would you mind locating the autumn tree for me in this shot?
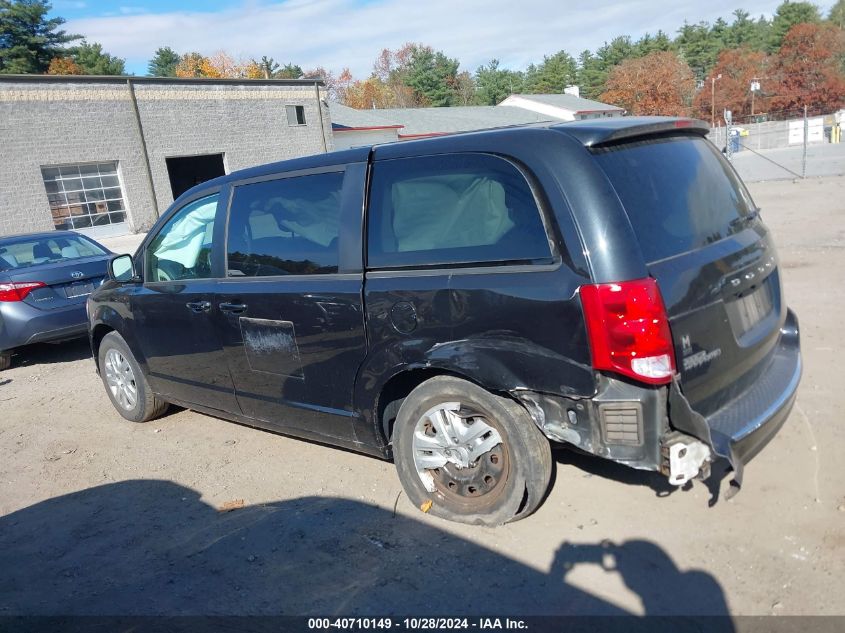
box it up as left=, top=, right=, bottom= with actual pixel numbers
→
left=770, top=22, right=845, bottom=116
left=206, top=50, right=247, bottom=78
left=343, top=76, right=394, bottom=109
left=372, top=44, right=417, bottom=107
left=451, top=70, right=477, bottom=105
left=0, top=0, right=80, bottom=73
left=335, top=67, right=353, bottom=102
left=600, top=51, right=695, bottom=116
left=693, top=48, right=771, bottom=122
left=175, top=52, right=210, bottom=77
left=302, top=66, right=339, bottom=99
left=174, top=51, right=257, bottom=79
left=46, top=55, right=81, bottom=75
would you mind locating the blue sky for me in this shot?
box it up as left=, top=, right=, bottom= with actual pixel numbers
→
left=51, top=0, right=837, bottom=78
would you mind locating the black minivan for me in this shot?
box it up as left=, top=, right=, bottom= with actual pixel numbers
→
left=88, top=117, right=801, bottom=525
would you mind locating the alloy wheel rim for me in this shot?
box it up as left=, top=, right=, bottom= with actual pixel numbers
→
left=104, top=348, right=137, bottom=411
left=412, top=402, right=508, bottom=502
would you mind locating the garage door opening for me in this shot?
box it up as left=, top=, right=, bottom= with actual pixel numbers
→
left=166, top=153, right=226, bottom=200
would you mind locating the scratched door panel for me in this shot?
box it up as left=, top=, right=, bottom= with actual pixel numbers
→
left=239, top=317, right=304, bottom=378
left=214, top=277, right=366, bottom=441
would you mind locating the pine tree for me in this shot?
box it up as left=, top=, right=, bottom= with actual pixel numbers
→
left=72, top=40, right=125, bottom=75
left=828, top=0, right=845, bottom=29
left=0, top=0, right=80, bottom=73
left=148, top=46, right=180, bottom=77
left=523, top=50, right=578, bottom=93
left=768, top=1, right=821, bottom=52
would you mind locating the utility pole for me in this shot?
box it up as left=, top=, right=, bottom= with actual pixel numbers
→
left=802, top=105, right=808, bottom=179
left=725, top=109, right=733, bottom=162
left=710, top=74, right=722, bottom=128
left=750, top=79, right=760, bottom=118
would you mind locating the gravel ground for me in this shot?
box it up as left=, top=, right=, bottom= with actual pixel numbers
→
left=0, top=176, right=843, bottom=617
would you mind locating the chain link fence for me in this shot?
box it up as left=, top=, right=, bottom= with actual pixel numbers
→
left=707, top=111, right=845, bottom=182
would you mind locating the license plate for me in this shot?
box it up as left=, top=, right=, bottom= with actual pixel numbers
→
left=66, top=281, right=95, bottom=298
left=728, top=282, right=773, bottom=335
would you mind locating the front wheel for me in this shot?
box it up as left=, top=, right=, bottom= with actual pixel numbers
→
left=393, top=376, right=552, bottom=526
left=98, top=331, right=168, bottom=423
left=0, top=351, right=11, bottom=371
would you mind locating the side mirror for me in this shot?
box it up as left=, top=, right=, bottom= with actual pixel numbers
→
left=109, top=254, right=137, bottom=282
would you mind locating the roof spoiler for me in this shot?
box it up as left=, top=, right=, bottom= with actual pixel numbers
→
left=553, top=117, right=711, bottom=148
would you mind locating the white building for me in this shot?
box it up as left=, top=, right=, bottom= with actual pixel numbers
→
left=499, top=93, right=624, bottom=121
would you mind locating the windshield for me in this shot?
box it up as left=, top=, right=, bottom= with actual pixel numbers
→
left=593, top=135, right=758, bottom=263
left=0, top=235, right=107, bottom=272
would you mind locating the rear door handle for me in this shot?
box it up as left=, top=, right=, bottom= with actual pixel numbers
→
left=186, top=300, right=211, bottom=313
left=219, top=302, right=248, bottom=314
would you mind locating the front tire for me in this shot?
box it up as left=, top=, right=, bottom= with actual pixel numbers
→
left=98, top=331, right=168, bottom=423
left=0, top=351, right=11, bottom=371
left=393, top=376, right=552, bottom=526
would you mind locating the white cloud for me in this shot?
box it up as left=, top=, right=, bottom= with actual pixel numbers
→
left=65, top=0, right=834, bottom=77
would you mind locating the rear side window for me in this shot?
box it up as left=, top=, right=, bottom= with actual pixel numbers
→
left=593, top=136, right=757, bottom=263
left=367, top=153, right=552, bottom=269
left=227, top=171, right=343, bottom=276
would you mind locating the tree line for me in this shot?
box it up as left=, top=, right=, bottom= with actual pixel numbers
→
left=2, top=0, right=844, bottom=123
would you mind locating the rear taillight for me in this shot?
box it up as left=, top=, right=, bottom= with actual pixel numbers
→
left=579, top=277, right=676, bottom=385
left=0, top=281, right=46, bottom=302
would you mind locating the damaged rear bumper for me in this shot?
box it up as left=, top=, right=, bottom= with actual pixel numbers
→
left=517, top=308, right=801, bottom=492
left=668, top=308, right=801, bottom=490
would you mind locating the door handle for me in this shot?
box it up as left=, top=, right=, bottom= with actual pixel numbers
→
left=186, top=300, right=211, bottom=313
left=219, top=302, right=248, bottom=314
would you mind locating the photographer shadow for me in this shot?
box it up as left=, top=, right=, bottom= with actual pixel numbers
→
left=0, top=480, right=732, bottom=625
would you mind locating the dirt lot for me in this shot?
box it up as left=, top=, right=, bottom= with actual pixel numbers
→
left=1, top=177, right=843, bottom=617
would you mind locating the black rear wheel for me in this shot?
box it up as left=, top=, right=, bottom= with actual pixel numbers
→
left=393, top=376, right=553, bottom=526
left=0, top=351, right=11, bottom=371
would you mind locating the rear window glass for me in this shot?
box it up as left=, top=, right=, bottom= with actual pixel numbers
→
left=368, top=153, right=552, bottom=269
left=593, top=136, right=757, bottom=263
left=0, top=235, right=106, bottom=271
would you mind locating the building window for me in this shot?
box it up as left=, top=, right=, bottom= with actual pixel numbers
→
left=286, top=105, right=306, bottom=126
left=41, top=162, right=127, bottom=230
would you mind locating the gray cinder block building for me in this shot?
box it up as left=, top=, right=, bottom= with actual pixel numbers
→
left=0, top=75, right=332, bottom=239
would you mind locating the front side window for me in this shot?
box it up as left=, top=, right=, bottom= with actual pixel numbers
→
left=41, top=162, right=127, bottom=230
left=146, top=194, right=218, bottom=281
left=226, top=172, right=344, bottom=277
left=367, top=154, right=553, bottom=269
